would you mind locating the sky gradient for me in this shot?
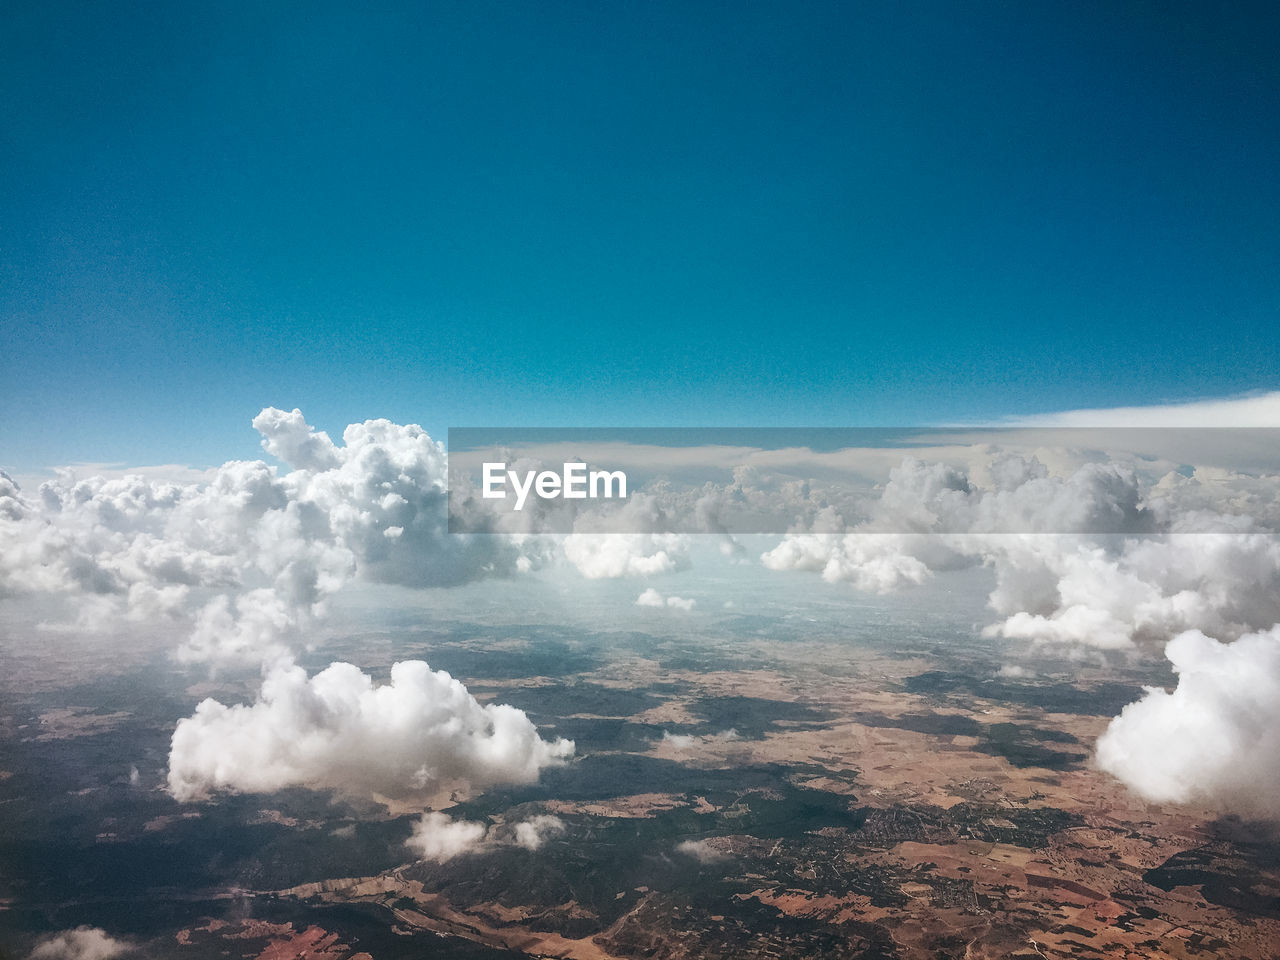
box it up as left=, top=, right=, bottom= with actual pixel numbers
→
left=3, top=1, right=1279, bottom=469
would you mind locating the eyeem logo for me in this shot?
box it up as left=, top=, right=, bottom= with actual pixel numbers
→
left=482, top=462, right=628, bottom=511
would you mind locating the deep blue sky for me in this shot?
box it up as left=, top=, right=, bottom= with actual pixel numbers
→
left=3, top=1, right=1279, bottom=468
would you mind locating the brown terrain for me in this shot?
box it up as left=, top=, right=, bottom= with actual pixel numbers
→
left=234, top=642, right=1280, bottom=960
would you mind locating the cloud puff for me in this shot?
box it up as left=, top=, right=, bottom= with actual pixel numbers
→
left=406, top=812, right=566, bottom=861
left=29, top=927, right=130, bottom=960
left=167, top=659, right=574, bottom=803
left=762, top=533, right=933, bottom=593
left=1095, top=626, right=1280, bottom=817
left=406, top=812, right=489, bottom=862
left=675, top=839, right=729, bottom=863
left=559, top=493, right=691, bottom=579
left=511, top=813, right=567, bottom=850
left=635, top=588, right=696, bottom=610
left=563, top=533, right=688, bottom=579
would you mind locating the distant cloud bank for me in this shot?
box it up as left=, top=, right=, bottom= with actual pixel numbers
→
left=7, top=396, right=1280, bottom=820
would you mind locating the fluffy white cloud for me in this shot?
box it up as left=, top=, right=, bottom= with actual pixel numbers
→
left=252, top=407, right=344, bottom=472
left=757, top=443, right=1280, bottom=818
left=763, top=455, right=1280, bottom=651
left=563, top=533, right=688, bottom=579
left=762, top=533, right=933, bottom=593
left=406, top=812, right=489, bottom=861
left=406, top=812, right=566, bottom=861
left=0, top=410, right=538, bottom=666
left=558, top=492, right=692, bottom=579
left=29, top=927, right=130, bottom=960
left=635, top=588, right=696, bottom=610
left=167, top=659, right=574, bottom=803
left=511, top=813, right=567, bottom=850
left=1095, top=626, right=1280, bottom=817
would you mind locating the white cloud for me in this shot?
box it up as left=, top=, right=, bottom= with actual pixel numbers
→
left=558, top=492, right=692, bottom=579
left=635, top=588, right=695, bottom=610
left=762, top=453, right=1280, bottom=651
left=252, top=407, right=344, bottom=472
left=564, top=533, right=688, bottom=579
left=675, top=839, right=728, bottom=863
left=752, top=431, right=1280, bottom=818
left=762, top=533, right=932, bottom=594
left=406, top=812, right=489, bottom=862
left=406, top=812, right=567, bottom=861
left=661, top=729, right=738, bottom=749
left=0, top=409, right=538, bottom=666
left=635, top=587, right=666, bottom=607
left=29, top=927, right=130, bottom=960
left=1095, top=626, right=1280, bottom=817
left=512, top=814, right=567, bottom=850
left=167, top=659, right=574, bottom=803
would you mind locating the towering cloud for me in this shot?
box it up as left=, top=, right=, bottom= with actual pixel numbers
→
left=0, top=409, right=535, bottom=666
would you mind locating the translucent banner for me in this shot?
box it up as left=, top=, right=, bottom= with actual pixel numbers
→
left=446, top=427, right=1280, bottom=535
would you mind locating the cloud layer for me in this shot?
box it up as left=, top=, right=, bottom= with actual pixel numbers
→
left=11, top=409, right=1280, bottom=821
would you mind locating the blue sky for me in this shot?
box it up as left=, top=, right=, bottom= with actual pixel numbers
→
left=3, top=1, right=1279, bottom=469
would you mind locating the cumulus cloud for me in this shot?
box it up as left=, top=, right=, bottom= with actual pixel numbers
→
left=635, top=588, right=696, bottom=610
left=762, top=532, right=932, bottom=593
left=756, top=440, right=1280, bottom=818
left=252, top=407, right=344, bottom=472
left=559, top=493, right=691, bottom=579
left=1095, top=626, right=1280, bottom=817
left=563, top=533, right=689, bottom=579
left=406, top=812, right=489, bottom=861
left=0, top=409, right=539, bottom=666
left=511, top=813, right=567, bottom=850
left=14, top=406, right=1280, bottom=826
left=406, top=812, right=566, bottom=861
left=29, top=927, right=130, bottom=960
left=763, top=454, right=1280, bottom=651
left=168, top=659, right=574, bottom=803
